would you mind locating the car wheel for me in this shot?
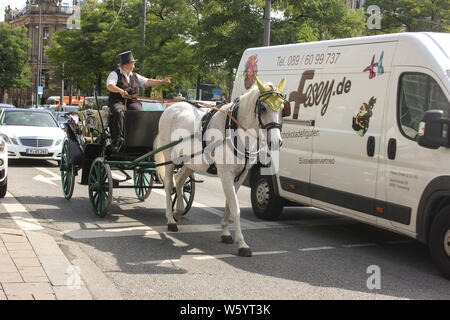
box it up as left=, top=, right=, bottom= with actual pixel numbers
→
left=0, top=178, right=7, bottom=198
left=250, top=171, right=283, bottom=220
left=429, top=205, right=450, bottom=280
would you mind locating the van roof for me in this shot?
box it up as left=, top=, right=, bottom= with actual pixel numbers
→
left=245, top=32, right=448, bottom=53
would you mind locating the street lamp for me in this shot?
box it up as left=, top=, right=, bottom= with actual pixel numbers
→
left=264, top=0, right=271, bottom=46
left=32, top=4, right=42, bottom=107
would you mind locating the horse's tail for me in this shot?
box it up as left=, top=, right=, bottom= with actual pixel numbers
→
left=153, top=134, right=166, bottom=183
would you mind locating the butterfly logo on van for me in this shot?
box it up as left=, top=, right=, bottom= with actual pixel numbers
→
left=352, top=96, right=377, bottom=137
left=363, top=51, right=384, bottom=79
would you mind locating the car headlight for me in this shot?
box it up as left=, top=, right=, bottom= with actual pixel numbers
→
left=0, top=134, right=19, bottom=145
left=0, top=139, right=5, bottom=152
left=55, top=139, right=63, bottom=145
left=0, top=134, right=11, bottom=144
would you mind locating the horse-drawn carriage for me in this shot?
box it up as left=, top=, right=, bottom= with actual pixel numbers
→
left=60, top=76, right=289, bottom=257
left=59, top=95, right=196, bottom=217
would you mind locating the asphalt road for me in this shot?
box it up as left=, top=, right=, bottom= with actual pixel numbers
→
left=1, top=159, right=449, bottom=300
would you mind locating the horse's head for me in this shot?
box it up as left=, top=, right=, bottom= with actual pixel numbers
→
left=255, top=76, right=290, bottom=149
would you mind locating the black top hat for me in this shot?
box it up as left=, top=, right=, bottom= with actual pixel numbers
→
left=118, top=51, right=138, bottom=66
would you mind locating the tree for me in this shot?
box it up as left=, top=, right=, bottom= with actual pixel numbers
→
left=273, top=0, right=366, bottom=42
left=364, top=0, right=450, bottom=33
left=0, top=23, right=31, bottom=103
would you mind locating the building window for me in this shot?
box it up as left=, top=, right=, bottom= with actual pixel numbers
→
left=398, top=73, right=450, bottom=140
left=43, top=27, right=49, bottom=39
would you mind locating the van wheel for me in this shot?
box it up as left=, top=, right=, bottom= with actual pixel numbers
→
left=251, top=172, right=283, bottom=220
left=429, top=205, right=450, bottom=280
left=0, top=178, right=7, bottom=198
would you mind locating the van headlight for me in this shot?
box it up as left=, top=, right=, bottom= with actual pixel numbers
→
left=0, top=134, right=17, bottom=145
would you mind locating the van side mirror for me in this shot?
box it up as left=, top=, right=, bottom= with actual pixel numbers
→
left=417, top=110, right=450, bottom=149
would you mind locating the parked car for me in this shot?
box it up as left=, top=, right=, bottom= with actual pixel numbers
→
left=0, top=108, right=66, bottom=163
left=0, top=103, right=16, bottom=109
left=0, top=137, right=7, bottom=197
left=54, top=111, right=69, bottom=129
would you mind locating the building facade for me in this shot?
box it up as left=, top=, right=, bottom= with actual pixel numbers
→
left=4, top=0, right=73, bottom=107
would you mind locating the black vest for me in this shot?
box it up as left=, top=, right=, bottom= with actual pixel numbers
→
left=108, top=69, right=139, bottom=105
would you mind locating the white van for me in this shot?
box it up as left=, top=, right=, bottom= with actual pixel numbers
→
left=232, top=33, right=450, bottom=279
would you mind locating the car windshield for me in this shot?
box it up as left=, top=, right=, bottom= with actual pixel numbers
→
left=1, top=111, right=58, bottom=127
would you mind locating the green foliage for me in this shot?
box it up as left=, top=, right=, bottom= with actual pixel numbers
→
left=0, top=23, right=31, bottom=100
left=275, top=0, right=366, bottom=42
left=365, top=0, right=450, bottom=33
left=44, top=0, right=448, bottom=99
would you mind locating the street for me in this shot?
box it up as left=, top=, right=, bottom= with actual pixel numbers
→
left=1, top=159, right=449, bottom=300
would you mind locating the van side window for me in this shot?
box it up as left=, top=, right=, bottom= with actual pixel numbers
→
left=398, top=73, right=450, bottom=139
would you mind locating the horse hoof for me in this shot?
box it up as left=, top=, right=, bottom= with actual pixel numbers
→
left=167, top=224, right=178, bottom=232
left=221, top=235, right=233, bottom=244
left=238, top=248, right=252, bottom=257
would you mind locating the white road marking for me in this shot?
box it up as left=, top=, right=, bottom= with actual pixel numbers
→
left=0, top=192, right=43, bottom=230
left=33, top=167, right=61, bottom=186
left=299, top=246, right=335, bottom=252
left=342, top=243, right=377, bottom=248
left=127, top=250, right=289, bottom=265
left=192, top=250, right=288, bottom=261
left=127, top=259, right=181, bottom=266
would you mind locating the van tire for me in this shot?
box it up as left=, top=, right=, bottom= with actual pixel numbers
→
left=429, top=205, right=450, bottom=280
left=251, top=172, right=283, bottom=220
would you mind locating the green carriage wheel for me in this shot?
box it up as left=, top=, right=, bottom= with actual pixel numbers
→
left=171, top=174, right=195, bottom=216
left=60, top=140, right=75, bottom=200
left=88, top=158, right=113, bottom=217
left=133, top=168, right=153, bottom=201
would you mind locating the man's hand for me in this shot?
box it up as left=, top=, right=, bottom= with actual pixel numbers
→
left=162, top=77, right=171, bottom=84
left=120, top=89, right=129, bottom=98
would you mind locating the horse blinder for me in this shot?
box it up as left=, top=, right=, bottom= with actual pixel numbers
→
left=282, top=100, right=291, bottom=117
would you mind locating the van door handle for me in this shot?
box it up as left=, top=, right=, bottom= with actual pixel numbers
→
left=388, top=138, right=397, bottom=160
left=367, top=136, right=375, bottom=157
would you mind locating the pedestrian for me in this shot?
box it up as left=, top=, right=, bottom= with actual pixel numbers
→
left=106, top=50, right=171, bottom=147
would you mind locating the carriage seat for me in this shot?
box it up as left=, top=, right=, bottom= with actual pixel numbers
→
left=123, top=110, right=164, bottom=151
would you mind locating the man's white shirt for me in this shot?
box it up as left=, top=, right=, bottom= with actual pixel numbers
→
left=106, top=68, right=148, bottom=87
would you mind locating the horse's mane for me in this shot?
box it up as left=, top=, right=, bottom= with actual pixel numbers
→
left=237, top=85, right=260, bottom=110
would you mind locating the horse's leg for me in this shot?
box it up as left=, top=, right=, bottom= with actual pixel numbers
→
left=173, top=166, right=194, bottom=221
left=221, top=180, right=244, bottom=244
left=218, top=171, right=251, bottom=257
left=163, top=160, right=178, bottom=232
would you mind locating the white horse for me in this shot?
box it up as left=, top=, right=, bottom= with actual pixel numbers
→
left=154, top=76, right=289, bottom=257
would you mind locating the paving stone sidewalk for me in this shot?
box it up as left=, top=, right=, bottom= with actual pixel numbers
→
left=0, top=227, right=92, bottom=300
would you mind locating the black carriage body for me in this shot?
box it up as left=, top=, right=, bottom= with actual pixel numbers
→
left=79, top=110, right=164, bottom=184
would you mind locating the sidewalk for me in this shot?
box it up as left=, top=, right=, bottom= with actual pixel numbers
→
left=0, top=227, right=93, bottom=300
left=0, top=192, right=120, bottom=300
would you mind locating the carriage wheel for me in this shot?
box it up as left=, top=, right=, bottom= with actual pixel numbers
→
left=133, top=168, right=153, bottom=201
left=60, top=140, right=75, bottom=200
left=88, top=158, right=113, bottom=218
left=171, top=174, right=195, bottom=216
